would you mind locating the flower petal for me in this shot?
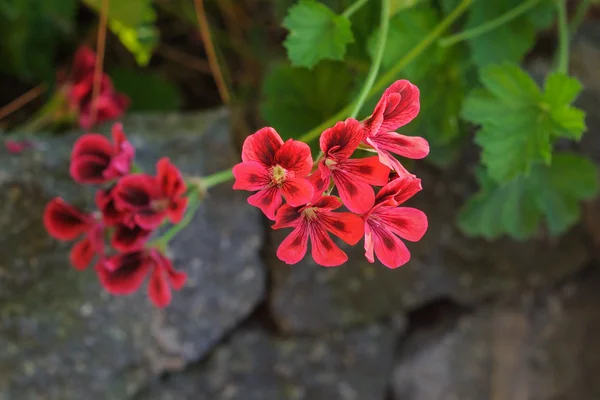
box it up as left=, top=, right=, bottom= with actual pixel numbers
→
left=148, top=266, right=172, bottom=308
left=273, top=204, right=302, bottom=229
left=281, top=177, right=314, bottom=207
left=375, top=174, right=422, bottom=205
left=319, top=119, right=364, bottom=162
left=69, top=237, right=95, bottom=270
left=43, top=197, right=92, bottom=240
left=154, top=252, right=187, bottom=290
left=311, top=195, right=342, bottom=211
left=114, top=174, right=157, bottom=210
left=168, top=197, right=188, bottom=225
left=364, top=223, right=375, bottom=263
left=340, top=156, right=390, bottom=186
left=134, top=209, right=167, bottom=230
left=332, top=170, right=375, bottom=214
left=70, top=154, right=112, bottom=184
left=241, top=127, right=284, bottom=167
left=370, top=131, right=429, bottom=159
left=247, top=186, right=283, bottom=220
left=274, top=139, right=313, bottom=177
left=276, top=223, right=309, bottom=265
left=366, top=138, right=410, bottom=175
left=232, top=161, right=270, bottom=191
left=376, top=206, right=428, bottom=242
left=309, top=224, right=347, bottom=267
left=156, top=157, right=186, bottom=199
left=71, top=133, right=113, bottom=159
left=369, top=222, right=411, bottom=269
left=95, top=187, right=123, bottom=225
left=379, top=80, right=420, bottom=132
left=307, top=169, right=329, bottom=203
left=111, top=224, right=151, bottom=252
left=97, top=251, right=150, bottom=295
left=318, top=211, right=364, bottom=245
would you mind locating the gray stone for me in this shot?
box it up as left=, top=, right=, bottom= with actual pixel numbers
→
left=137, top=324, right=395, bottom=400
left=392, top=268, right=600, bottom=400
left=267, top=163, right=590, bottom=333
left=0, top=111, right=265, bottom=399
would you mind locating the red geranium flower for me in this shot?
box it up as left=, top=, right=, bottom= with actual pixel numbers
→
left=96, top=249, right=187, bottom=308
left=318, top=119, right=390, bottom=214
left=114, top=157, right=188, bottom=230
left=70, top=123, right=135, bottom=184
left=75, top=75, right=130, bottom=130
left=4, top=139, right=33, bottom=154
left=363, top=175, right=427, bottom=269
left=273, top=195, right=364, bottom=267
left=95, top=186, right=124, bottom=225
left=233, top=127, right=314, bottom=220
left=43, top=197, right=105, bottom=270
left=111, top=223, right=152, bottom=252
left=362, top=80, right=429, bottom=174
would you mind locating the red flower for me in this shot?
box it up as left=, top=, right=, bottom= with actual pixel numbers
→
left=111, top=223, right=152, bottom=252
left=363, top=175, right=427, bottom=269
left=75, top=75, right=130, bottom=130
left=273, top=196, right=364, bottom=267
left=114, top=157, right=188, bottom=230
left=43, top=197, right=104, bottom=270
left=318, top=119, right=390, bottom=214
left=95, top=186, right=124, bottom=225
left=5, top=139, right=33, bottom=154
left=362, top=80, right=429, bottom=174
left=233, top=127, right=314, bottom=220
left=70, top=123, right=135, bottom=184
left=96, top=249, right=187, bottom=308
left=70, top=46, right=97, bottom=82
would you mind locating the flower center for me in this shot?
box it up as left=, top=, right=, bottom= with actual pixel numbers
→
left=271, top=164, right=287, bottom=185
left=325, top=158, right=337, bottom=169
left=150, top=198, right=169, bottom=211
left=302, top=207, right=317, bottom=220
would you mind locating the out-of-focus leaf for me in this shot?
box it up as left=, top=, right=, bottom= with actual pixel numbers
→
left=110, top=68, right=181, bottom=111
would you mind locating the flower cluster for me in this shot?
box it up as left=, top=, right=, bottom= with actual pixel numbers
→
left=43, top=123, right=189, bottom=307
left=57, top=46, right=129, bottom=129
left=234, top=80, right=429, bottom=268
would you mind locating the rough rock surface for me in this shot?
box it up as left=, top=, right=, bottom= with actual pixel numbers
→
left=137, top=324, right=395, bottom=400
left=392, top=268, right=600, bottom=400
left=0, top=111, right=265, bottom=399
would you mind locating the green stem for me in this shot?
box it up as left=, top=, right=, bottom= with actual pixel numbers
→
left=297, top=0, right=473, bottom=143
left=556, top=0, right=569, bottom=74
left=569, top=0, right=591, bottom=37
left=349, top=0, right=390, bottom=119
left=156, top=187, right=202, bottom=246
left=342, top=0, right=369, bottom=18
left=202, top=168, right=234, bottom=188
left=439, top=0, right=542, bottom=47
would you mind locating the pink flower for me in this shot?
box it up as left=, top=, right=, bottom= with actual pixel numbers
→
left=273, top=196, right=364, bottom=266
left=96, top=249, right=187, bottom=308
left=70, top=123, right=135, bottom=184
left=4, top=139, right=33, bottom=154
left=363, top=175, right=428, bottom=269
left=233, top=127, right=314, bottom=220
left=362, top=80, right=429, bottom=174
left=318, top=119, right=390, bottom=214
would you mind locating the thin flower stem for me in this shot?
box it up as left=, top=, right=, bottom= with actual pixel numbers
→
left=438, top=0, right=542, bottom=47
left=90, top=0, right=110, bottom=127
left=556, top=0, right=570, bottom=74
left=156, top=187, right=202, bottom=246
left=202, top=168, right=234, bottom=188
left=342, top=0, right=370, bottom=18
left=569, top=0, right=592, bottom=37
left=298, top=0, right=473, bottom=143
left=193, top=0, right=231, bottom=104
left=349, top=0, right=390, bottom=119
left=0, top=84, right=47, bottom=122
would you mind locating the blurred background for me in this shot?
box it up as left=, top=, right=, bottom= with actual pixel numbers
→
left=1, top=0, right=600, bottom=399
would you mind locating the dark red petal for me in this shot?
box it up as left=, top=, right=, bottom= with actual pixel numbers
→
left=232, top=161, right=270, bottom=191
left=369, top=131, right=429, bottom=159
left=156, top=157, right=186, bottom=199
left=276, top=223, right=309, bottom=265
left=69, top=237, right=95, bottom=270
left=241, top=127, right=284, bottom=167
left=104, top=123, right=134, bottom=178
left=71, top=46, right=96, bottom=80
left=155, top=252, right=187, bottom=290
left=369, top=222, right=411, bottom=269
left=311, top=195, right=342, bottom=211
left=148, top=266, right=172, bottom=308
left=375, top=175, right=422, bottom=205
left=274, top=139, right=313, bottom=177
left=70, top=154, right=112, bottom=184
left=375, top=206, right=428, bottom=242
left=97, top=251, right=150, bottom=295
left=280, top=178, right=314, bottom=207
left=309, top=223, right=347, bottom=267
left=95, top=187, right=123, bottom=225
left=43, top=197, right=92, bottom=240
left=111, top=224, right=151, bottom=252
left=168, top=197, right=188, bottom=224
left=379, top=80, right=420, bottom=132
left=273, top=204, right=303, bottom=229
left=340, top=156, right=390, bottom=186
left=134, top=210, right=167, bottom=230
left=318, top=211, right=364, bottom=245
left=247, top=186, right=283, bottom=221
left=114, top=174, right=157, bottom=210
left=331, top=170, right=375, bottom=214
left=366, top=139, right=410, bottom=175
left=71, top=133, right=113, bottom=159
left=319, top=119, right=364, bottom=162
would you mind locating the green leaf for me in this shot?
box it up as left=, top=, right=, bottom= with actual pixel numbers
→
left=283, top=0, right=354, bottom=68
left=83, top=0, right=158, bottom=66
left=458, top=153, right=599, bottom=239
left=260, top=61, right=353, bottom=139
left=110, top=68, right=181, bottom=111
left=462, top=64, right=586, bottom=183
